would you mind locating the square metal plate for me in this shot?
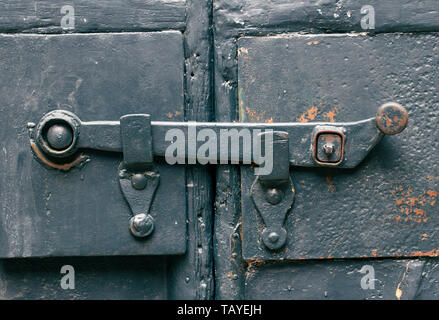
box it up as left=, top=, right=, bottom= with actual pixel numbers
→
left=0, top=32, right=186, bottom=257
left=239, top=34, right=439, bottom=260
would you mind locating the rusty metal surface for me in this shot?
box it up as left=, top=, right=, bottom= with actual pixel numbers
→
left=239, top=33, right=439, bottom=261
left=376, top=102, right=409, bottom=136
left=315, top=132, right=344, bottom=165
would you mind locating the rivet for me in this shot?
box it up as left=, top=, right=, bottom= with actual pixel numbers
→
left=268, top=232, right=280, bottom=243
left=265, top=188, right=283, bottom=205
left=131, top=173, right=147, bottom=190
left=129, top=213, right=154, bottom=238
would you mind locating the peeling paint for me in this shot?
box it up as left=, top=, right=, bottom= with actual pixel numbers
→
left=411, top=248, right=439, bottom=257
left=167, top=110, right=181, bottom=119
left=323, top=107, right=339, bottom=122
left=296, top=105, right=319, bottom=123
left=396, top=261, right=411, bottom=300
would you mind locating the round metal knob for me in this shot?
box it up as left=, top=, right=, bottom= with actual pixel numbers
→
left=129, top=213, right=154, bottom=238
left=131, top=173, right=148, bottom=190
left=35, top=110, right=81, bottom=158
left=265, top=188, right=284, bottom=205
left=46, top=123, right=73, bottom=150
left=376, top=102, right=408, bottom=135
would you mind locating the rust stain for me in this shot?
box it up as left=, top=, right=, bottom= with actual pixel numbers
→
left=297, top=102, right=332, bottom=123
left=307, top=106, right=318, bottom=120
left=384, top=113, right=393, bottom=128
left=297, top=113, right=308, bottom=123
left=245, top=106, right=267, bottom=122
left=427, top=190, right=438, bottom=197
left=371, top=250, right=377, bottom=257
left=265, top=117, right=273, bottom=123
left=31, top=142, right=87, bottom=171
left=411, top=248, right=439, bottom=257
left=238, top=47, right=248, bottom=56
left=325, top=168, right=336, bottom=192
left=167, top=110, right=181, bottom=119
left=246, top=259, right=268, bottom=273
left=391, top=186, right=437, bottom=224
left=323, top=107, right=339, bottom=123
left=396, top=261, right=411, bottom=300
left=297, top=105, right=318, bottom=123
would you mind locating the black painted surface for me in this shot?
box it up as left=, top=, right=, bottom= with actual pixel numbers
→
left=0, top=0, right=215, bottom=299
left=0, top=32, right=186, bottom=257
left=239, top=33, right=439, bottom=261
left=0, top=0, right=186, bottom=33
left=0, top=256, right=167, bottom=299
left=213, top=0, right=439, bottom=299
left=0, top=0, right=438, bottom=300
left=245, top=258, right=439, bottom=300
left=214, top=0, right=439, bottom=37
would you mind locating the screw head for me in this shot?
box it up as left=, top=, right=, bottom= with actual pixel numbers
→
left=261, top=227, right=287, bottom=250
left=323, top=143, right=334, bottom=155
left=268, top=232, right=280, bottom=243
left=46, top=123, right=73, bottom=151
left=265, top=188, right=283, bottom=205
left=129, top=213, right=154, bottom=238
left=131, top=173, right=147, bottom=190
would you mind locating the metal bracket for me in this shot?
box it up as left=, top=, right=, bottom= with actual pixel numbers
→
left=119, top=164, right=160, bottom=238
left=251, top=131, right=294, bottom=250
left=119, top=114, right=159, bottom=238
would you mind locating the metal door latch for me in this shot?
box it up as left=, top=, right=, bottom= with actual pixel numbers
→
left=28, top=102, right=408, bottom=245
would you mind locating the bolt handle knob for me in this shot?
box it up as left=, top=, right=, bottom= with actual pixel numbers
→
left=376, top=102, right=408, bottom=135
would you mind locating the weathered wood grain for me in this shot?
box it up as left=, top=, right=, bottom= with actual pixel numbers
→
left=167, top=0, right=215, bottom=299
left=0, top=0, right=186, bottom=33
left=214, top=0, right=439, bottom=37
